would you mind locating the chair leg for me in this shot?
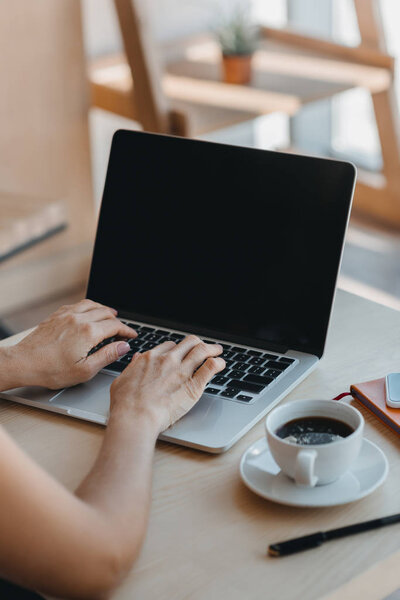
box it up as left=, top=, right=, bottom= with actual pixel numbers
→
left=169, top=109, right=189, bottom=137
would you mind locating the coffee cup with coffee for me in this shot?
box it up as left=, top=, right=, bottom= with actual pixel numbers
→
left=265, top=399, right=364, bottom=487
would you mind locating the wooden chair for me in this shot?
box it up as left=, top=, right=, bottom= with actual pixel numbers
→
left=90, top=0, right=261, bottom=137
left=89, top=0, right=400, bottom=226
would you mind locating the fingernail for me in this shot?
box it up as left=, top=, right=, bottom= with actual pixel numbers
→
left=117, top=341, right=130, bottom=356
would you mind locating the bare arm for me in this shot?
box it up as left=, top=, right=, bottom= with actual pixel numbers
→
left=0, top=418, right=157, bottom=599
left=0, top=308, right=224, bottom=599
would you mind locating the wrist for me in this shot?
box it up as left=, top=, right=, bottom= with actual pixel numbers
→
left=108, top=401, right=161, bottom=440
left=0, top=345, right=26, bottom=391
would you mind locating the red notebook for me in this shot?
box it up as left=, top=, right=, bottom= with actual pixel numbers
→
left=350, top=378, right=400, bottom=435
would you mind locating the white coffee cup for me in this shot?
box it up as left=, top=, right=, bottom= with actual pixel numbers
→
left=265, top=399, right=364, bottom=487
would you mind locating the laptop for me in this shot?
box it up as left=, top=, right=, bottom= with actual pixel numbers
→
left=1, top=130, right=356, bottom=452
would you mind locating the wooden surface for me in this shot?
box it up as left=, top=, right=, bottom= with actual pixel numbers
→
left=167, top=36, right=391, bottom=98
left=261, top=25, right=394, bottom=69
left=1, top=289, right=400, bottom=600
left=324, top=547, right=400, bottom=600
left=0, top=1, right=95, bottom=315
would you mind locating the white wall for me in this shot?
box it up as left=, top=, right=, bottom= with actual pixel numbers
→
left=81, top=0, right=286, bottom=58
left=81, top=0, right=121, bottom=57
left=81, top=0, right=234, bottom=58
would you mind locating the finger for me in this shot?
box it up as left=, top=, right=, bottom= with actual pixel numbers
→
left=86, top=340, right=131, bottom=372
left=80, top=307, right=119, bottom=323
left=149, top=340, right=176, bottom=355
left=170, top=335, right=203, bottom=360
left=73, top=299, right=117, bottom=314
left=92, top=319, right=138, bottom=342
left=192, top=356, right=226, bottom=388
left=182, top=341, right=223, bottom=375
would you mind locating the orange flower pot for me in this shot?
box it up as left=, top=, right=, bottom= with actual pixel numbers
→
left=222, top=53, right=253, bottom=85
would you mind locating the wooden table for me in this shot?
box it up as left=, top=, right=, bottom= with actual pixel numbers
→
left=1, top=289, right=400, bottom=600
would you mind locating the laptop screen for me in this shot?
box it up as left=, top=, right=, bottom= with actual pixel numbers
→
left=87, top=130, right=355, bottom=357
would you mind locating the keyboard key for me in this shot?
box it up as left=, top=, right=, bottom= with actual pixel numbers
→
left=145, top=334, right=163, bottom=342
left=249, top=357, right=265, bottom=366
left=141, top=342, right=156, bottom=351
left=230, top=369, right=246, bottom=379
left=233, top=362, right=248, bottom=372
left=244, top=374, right=274, bottom=386
left=106, top=361, right=126, bottom=372
left=119, top=354, right=131, bottom=363
left=221, top=344, right=232, bottom=351
left=203, top=339, right=215, bottom=344
left=220, top=388, right=240, bottom=398
left=249, top=366, right=264, bottom=375
left=155, top=329, right=170, bottom=335
left=212, top=375, right=229, bottom=386
left=264, top=368, right=282, bottom=378
left=265, top=360, right=287, bottom=370
left=170, top=333, right=184, bottom=340
left=225, top=360, right=236, bottom=370
left=247, top=349, right=262, bottom=356
left=229, top=379, right=264, bottom=394
left=140, top=326, right=155, bottom=333
left=205, top=387, right=220, bottom=395
left=128, top=323, right=141, bottom=329
left=129, top=340, right=144, bottom=349
left=237, top=394, right=253, bottom=402
left=232, top=346, right=246, bottom=353
left=280, top=357, right=295, bottom=364
left=222, top=351, right=236, bottom=359
left=233, top=353, right=248, bottom=362
left=263, top=353, right=278, bottom=361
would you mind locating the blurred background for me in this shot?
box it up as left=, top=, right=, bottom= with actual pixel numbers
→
left=2, top=0, right=400, bottom=335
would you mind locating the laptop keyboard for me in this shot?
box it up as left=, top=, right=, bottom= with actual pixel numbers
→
left=95, top=322, right=296, bottom=404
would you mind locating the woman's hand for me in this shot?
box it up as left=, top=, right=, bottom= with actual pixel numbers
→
left=4, top=300, right=137, bottom=390
left=110, top=335, right=225, bottom=433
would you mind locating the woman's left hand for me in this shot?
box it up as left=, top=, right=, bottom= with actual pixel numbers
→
left=4, top=300, right=137, bottom=390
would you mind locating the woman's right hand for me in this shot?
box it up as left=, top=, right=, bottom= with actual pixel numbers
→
left=109, top=336, right=225, bottom=433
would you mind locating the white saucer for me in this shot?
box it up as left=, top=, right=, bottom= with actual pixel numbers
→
left=240, top=437, right=389, bottom=507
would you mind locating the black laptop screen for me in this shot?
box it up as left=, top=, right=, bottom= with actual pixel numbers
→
left=87, top=130, right=355, bottom=357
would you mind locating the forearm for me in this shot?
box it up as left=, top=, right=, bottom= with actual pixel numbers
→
left=0, top=409, right=159, bottom=600
left=75, top=409, right=159, bottom=574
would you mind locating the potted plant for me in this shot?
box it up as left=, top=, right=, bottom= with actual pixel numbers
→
left=215, top=4, right=258, bottom=85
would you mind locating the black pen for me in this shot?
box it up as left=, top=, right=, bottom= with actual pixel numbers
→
left=268, top=513, right=400, bottom=557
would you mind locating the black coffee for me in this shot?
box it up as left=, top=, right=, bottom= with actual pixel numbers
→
left=275, top=416, right=354, bottom=445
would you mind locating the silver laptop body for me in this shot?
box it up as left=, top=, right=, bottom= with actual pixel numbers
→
left=1, top=131, right=355, bottom=453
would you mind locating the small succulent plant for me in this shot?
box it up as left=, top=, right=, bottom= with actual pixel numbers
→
left=215, top=4, right=259, bottom=57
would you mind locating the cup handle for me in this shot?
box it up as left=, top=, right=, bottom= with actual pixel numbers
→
left=294, top=449, right=318, bottom=487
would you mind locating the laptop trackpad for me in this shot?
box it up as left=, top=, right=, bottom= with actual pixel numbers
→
left=51, top=373, right=112, bottom=418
